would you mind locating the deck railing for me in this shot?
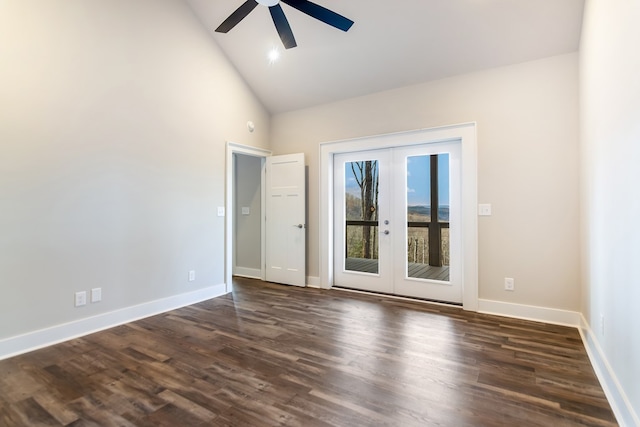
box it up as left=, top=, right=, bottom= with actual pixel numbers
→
left=345, top=220, right=449, bottom=266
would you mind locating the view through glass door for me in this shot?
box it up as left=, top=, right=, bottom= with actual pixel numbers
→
left=334, top=142, right=462, bottom=303
left=334, top=149, right=392, bottom=294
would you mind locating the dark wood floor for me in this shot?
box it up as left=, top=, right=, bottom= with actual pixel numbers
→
left=0, top=278, right=616, bottom=426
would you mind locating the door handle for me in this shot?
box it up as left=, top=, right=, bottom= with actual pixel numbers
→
left=294, top=224, right=305, bottom=229
left=383, top=230, right=390, bottom=235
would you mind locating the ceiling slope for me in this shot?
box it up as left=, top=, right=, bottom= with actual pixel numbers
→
left=187, top=0, right=584, bottom=113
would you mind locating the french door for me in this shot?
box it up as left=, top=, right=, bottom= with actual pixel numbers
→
left=333, top=142, right=462, bottom=303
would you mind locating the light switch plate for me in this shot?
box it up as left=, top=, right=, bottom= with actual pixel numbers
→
left=242, top=207, right=250, bottom=215
left=478, top=204, right=492, bottom=216
left=217, top=207, right=225, bottom=217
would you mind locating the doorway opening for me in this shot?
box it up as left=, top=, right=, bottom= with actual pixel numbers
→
left=232, top=153, right=264, bottom=280
left=319, top=124, right=478, bottom=311
left=225, top=143, right=271, bottom=293
left=225, top=143, right=307, bottom=291
left=334, top=142, right=462, bottom=303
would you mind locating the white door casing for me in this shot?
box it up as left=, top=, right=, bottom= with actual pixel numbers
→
left=333, top=143, right=462, bottom=303
left=319, top=123, right=478, bottom=311
left=225, top=144, right=307, bottom=291
left=225, top=142, right=271, bottom=293
left=265, top=153, right=306, bottom=287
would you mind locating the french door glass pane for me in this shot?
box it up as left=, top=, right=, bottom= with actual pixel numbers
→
left=406, top=154, right=450, bottom=281
left=344, top=160, right=379, bottom=274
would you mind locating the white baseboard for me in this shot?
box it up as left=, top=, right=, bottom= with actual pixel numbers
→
left=478, top=299, right=581, bottom=327
left=0, top=284, right=227, bottom=361
left=579, top=315, right=639, bottom=427
left=477, top=299, right=638, bottom=426
left=233, top=267, right=262, bottom=279
left=306, top=276, right=321, bottom=288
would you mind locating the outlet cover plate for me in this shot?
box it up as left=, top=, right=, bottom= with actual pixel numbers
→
left=91, top=288, right=102, bottom=303
left=75, top=291, right=87, bottom=307
left=504, top=277, right=515, bottom=291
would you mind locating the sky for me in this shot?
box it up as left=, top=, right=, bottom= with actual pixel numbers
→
left=407, top=154, right=450, bottom=206
left=345, top=153, right=450, bottom=207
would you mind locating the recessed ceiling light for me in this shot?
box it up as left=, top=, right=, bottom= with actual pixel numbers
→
left=268, top=48, right=280, bottom=64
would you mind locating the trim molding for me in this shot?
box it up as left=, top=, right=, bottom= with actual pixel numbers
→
left=306, top=275, right=321, bottom=288
left=478, top=299, right=639, bottom=425
left=478, top=299, right=581, bottom=327
left=579, top=315, right=640, bottom=427
left=225, top=142, right=271, bottom=293
left=319, top=123, right=478, bottom=310
left=2, top=283, right=636, bottom=425
left=0, top=284, right=227, bottom=361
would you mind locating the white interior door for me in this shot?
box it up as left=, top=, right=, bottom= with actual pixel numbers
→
left=265, top=153, right=306, bottom=287
left=333, top=142, right=462, bottom=303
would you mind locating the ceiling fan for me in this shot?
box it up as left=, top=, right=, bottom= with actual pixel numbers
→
left=215, top=0, right=354, bottom=49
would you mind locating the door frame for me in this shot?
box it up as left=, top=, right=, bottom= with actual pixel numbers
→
left=319, top=123, right=479, bottom=311
left=225, top=142, right=272, bottom=293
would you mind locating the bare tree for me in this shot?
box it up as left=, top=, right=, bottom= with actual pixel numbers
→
left=351, top=161, right=379, bottom=259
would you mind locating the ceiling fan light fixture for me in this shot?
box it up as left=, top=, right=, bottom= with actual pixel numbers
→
left=256, top=0, right=279, bottom=6
left=268, top=47, right=280, bottom=64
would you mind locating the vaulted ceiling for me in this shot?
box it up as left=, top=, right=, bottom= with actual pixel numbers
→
left=187, top=0, right=585, bottom=114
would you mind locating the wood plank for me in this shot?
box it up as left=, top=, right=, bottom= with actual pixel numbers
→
left=0, top=277, right=617, bottom=426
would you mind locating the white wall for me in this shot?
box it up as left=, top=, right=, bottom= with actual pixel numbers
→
left=580, top=0, right=640, bottom=423
left=234, top=154, right=262, bottom=273
left=0, top=0, right=269, bottom=341
left=271, top=53, right=580, bottom=312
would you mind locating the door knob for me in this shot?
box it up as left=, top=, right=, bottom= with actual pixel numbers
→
left=294, top=224, right=305, bottom=229
left=383, top=230, right=390, bottom=235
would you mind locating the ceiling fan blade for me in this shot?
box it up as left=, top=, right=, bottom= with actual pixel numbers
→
left=269, top=4, right=297, bottom=49
left=281, top=0, right=354, bottom=32
left=215, top=0, right=259, bottom=33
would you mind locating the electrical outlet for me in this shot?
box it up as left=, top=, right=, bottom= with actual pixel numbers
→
left=504, top=277, right=515, bottom=291
left=75, top=291, right=87, bottom=307
left=91, top=288, right=102, bottom=303
left=188, top=270, right=196, bottom=282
